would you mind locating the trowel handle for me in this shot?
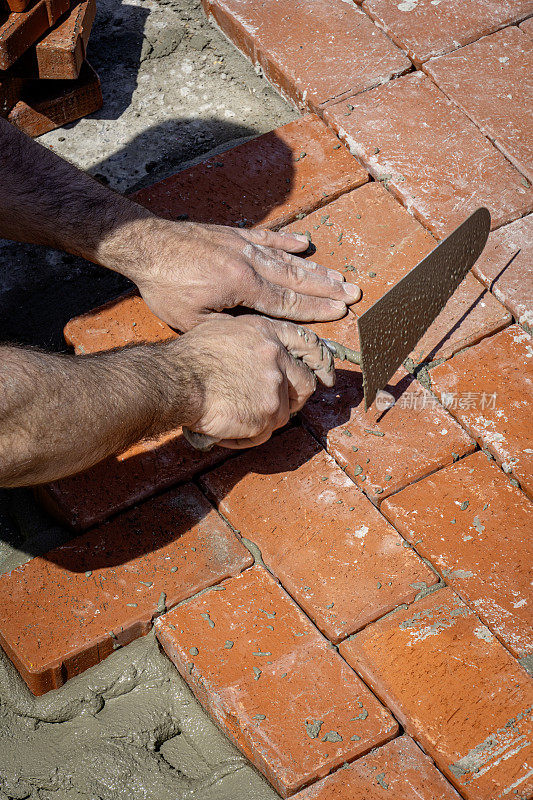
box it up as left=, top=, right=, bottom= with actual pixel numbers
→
left=182, top=427, right=219, bottom=451
left=322, top=339, right=361, bottom=366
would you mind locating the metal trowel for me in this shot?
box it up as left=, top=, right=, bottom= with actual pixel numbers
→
left=184, top=207, right=491, bottom=450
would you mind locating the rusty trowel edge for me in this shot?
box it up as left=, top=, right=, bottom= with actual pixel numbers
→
left=357, top=207, right=491, bottom=411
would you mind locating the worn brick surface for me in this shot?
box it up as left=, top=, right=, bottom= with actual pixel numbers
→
left=472, top=214, right=533, bottom=333
left=362, top=0, right=533, bottom=66
left=325, top=71, right=533, bottom=238
left=284, top=183, right=511, bottom=365
left=200, top=426, right=437, bottom=643
left=133, top=115, right=368, bottom=229
left=424, top=27, right=533, bottom=181
left=430, top=325, right=533, bottom=497
left=521, top=16, right=533, bottom=36
left=8, top=60, right=102, bottom=136
left=4, top=0, right=32, bottom=11
left=0, top=484, right=252, bottom=695
left=298, top=311, right=475, bottom=503
left=382, top=451, right=533, bottom=658
left=341, top=589, right=533, bottom=800
left=155, top=566, right=398, bottom=797
left=34, top=0, right=96, bottom=79
left=0, top=0, right=69, bottom=69
left=63, top=292, right=177, bottom=353
left=202, top=0, right=410, bottom=111
left=38, top=429, right=230, bottom=530
left=293, top=735, right=463, bottom=799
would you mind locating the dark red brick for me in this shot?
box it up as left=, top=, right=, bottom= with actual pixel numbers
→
left=202, top=0, right=411, bottom=111
left=0, top=0, right=69, bottom=70
left=324, top=71, right=533, bottom=238
left=8, top=60, right=102, bottom=137
left=35, top=0, right=96, bottom=79
left=0, top=484, right=253, bottom=695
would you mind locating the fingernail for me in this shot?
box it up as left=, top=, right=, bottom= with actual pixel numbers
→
left=328, top=269, right=344, bottom=281
left=344, top=283, right=361, bottom=301
left=292, top=234, right=310, bottom=244
left=331, top=300, right=347, bottom=312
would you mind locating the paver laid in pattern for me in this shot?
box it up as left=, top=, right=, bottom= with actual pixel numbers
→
left=361, top=0, right=532, bottom=66
left=156, top=566, right=399, bottom=797
left=0, top=484, right=252, bottom=694
left=200, top=425, right=438, bottom=643
left=423, top=26, right=533, bottom=181
left=471, top=214, right=532, bottom=333
left=341, top=588, right=533, bottom=800
left=201, top=0, right=411, bottom=111
left=430, top=325, right=533, bottom=497
left=324, top=71, right=533, bottom=238
left=382, top=450, right=533, bottom=658
left=292, top=735, right=463, bottom=799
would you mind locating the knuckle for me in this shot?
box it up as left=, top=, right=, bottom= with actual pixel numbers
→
left=281, top=287, right=300, bottom=313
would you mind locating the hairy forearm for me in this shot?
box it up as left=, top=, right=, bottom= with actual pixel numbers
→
left=0, top=341, right=201, bottom=487
left=0, top=118, right=169, bottom=281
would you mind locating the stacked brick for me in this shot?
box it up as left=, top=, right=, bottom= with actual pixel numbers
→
left=0, top=0, right=100, bottom=135
left=1, top=0, right=533, bottom=796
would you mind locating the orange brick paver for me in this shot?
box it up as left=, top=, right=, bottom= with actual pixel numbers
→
left=521, top=16, right=533, bottom=36
left=424, top=27, right=533, bottom=181
left=200, top=426, right=438, bottom=643
left=201, top=0, right=410, bottom=112
left=430, top=325, right=533, bottom=497
left=35, top=0, right=96, bottom=80
left=133, top=114, right=369, bottom=229
left=362, top=0, right=532, bottom=66
left=341, top=589, right=533, bottom=800
left=292, top=735, right=463, bottom=800
left=382, top=451, right=533, bottom=658
left=155, top=566, right=398, bottom=797
left=0, top=0, right=69, bottom=70
left=284, top=183, right=512, bottom=366
left=324, top=71, right=533, bottom=238
left=471, top=214, right=532, bottom=332
left=0, top=484, right=252, bottom=694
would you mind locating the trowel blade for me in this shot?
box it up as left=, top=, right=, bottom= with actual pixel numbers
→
left=358, top=207, right=491, bottom=410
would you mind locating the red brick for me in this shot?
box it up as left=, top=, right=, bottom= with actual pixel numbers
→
left=362, top=0, right=532, bottom=66
left=63, top=292, right=177, bottom=353
left=324, top=71, right=533, bottom=238
left=382, top=451, right=533, bottom=658
left=133, top=115, right=369, bottom=229
left=0, top=70, right=23, bottom=117
left=37, top=429, right=230, bottom=530
left=298, top=310, right=475, bottom=503
left=340, top=589, right=533, bottom=800
left=292, top=735, right=463, bottom=800
left=430, top=325, right=533, bottom=497
left=283, top=183, right=511, bottom=366
left=521, top=16, right=533, bottom=37
left=424, top=27, right=533, bottom=181
left=200, top=426, right=438, bottom=643
left=0, top=484, right=252, bottom=695
left=472, top=214, right=533, bottom=333
left=4, top=0, right=32, bottom=11
left=8, top=60, right=102, bottom=137
left=202, top=0, right=410, bottom=111
left=155, top=566, right=398, bottom=797
left=34, top=0, right=96, bottom=79
left=0, top=0, right=69, bottom=69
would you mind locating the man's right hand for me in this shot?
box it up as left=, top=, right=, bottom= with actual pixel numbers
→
left=165, top=315, right=334, bottom=449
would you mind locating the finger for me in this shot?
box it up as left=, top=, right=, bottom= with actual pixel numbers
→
left=238, top=227, right=312, bottom=254
left=247, top=274, right=349, bottom=323
left=251, top=248, right=360, bottom=304
left=273, top=320, right=335, bottom=389
left=217, top=429, right=276, bottom=449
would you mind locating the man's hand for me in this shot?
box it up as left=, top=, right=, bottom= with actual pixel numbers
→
left=173, top=315, right=333, bottom=448
left=125, top=218, right=361, bottom=331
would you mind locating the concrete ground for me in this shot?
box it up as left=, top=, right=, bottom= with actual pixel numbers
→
left=0, top=0, right=295, bottom=797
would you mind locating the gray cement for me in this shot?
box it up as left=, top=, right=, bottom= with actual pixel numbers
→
left=0, top=0, right=295, bottom=795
